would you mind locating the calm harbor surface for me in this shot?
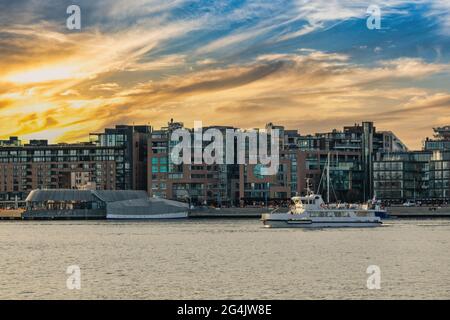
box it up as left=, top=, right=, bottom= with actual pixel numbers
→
left=0, top=219, right=449, bottom=299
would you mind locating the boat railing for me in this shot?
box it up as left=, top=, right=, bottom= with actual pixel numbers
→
left=319, top=203, right=365, bottom=210
left=270, top=207, right=282, bottom=214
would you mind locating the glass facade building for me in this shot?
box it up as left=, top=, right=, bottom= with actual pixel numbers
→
left=374, top=152, right=431, bottom=202
left=90, top=125, right=151, bottom=191
left=429, top=151, right=450, bottom=199
left=374, top=127, right=450, bottom=202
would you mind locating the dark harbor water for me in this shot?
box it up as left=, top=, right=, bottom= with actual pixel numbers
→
left=0, top=219, right=449, bottom=299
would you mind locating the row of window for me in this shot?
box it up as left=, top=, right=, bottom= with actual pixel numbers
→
left=152, top=165, right=168, bottom=173
left=151, top=157, right=168, bottom=165
left=0, top=156, right=121, bottom=163
left=0, top=149, right=121, bottom=157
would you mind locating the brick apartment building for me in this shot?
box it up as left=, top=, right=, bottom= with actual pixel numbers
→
left=0, top=139, right=122, bottom=201
left=0, top=125, right=151, bottom=202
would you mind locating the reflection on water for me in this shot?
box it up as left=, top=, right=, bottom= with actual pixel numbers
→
left=0, top=219, right=449, bottom=299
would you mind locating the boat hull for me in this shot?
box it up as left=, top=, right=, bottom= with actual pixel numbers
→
left=374, top=210, right=390, bottom=219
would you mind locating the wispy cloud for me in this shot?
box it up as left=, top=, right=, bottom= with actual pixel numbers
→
left=90, top=83, right=120, bottom=92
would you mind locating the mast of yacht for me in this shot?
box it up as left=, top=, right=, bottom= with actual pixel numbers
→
left=327, top=152, right=330, bottom=204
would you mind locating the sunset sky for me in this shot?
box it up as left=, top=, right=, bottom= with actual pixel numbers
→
left=1, top=0, right=450, bottom=149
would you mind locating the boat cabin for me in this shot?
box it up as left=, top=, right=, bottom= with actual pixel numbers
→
left=291, top=194, right=325, bottom=213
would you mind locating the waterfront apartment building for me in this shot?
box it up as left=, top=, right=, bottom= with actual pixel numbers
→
left=240, top=149, right=364, bottom=205
left=0, top=125, right=151, bottom=202
left=0, top=139, right=125, bottom=201
left=148, top=120, right=403, bottom=205
left=148, top=121, right=304, bottom=206
left=373, top=151, right=432, bottom=202
left=429, top=150, right=450, bottom=199
left=285, top=122, right=407, bottom=201
left=89, top=125, right=152, bottom=191
left=148, top=120, right=239, bottom=205
left=374, top=127, right=450, bottom=202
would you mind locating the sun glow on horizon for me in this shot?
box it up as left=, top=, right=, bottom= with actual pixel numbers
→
left=4, top=65, right=81, bottom=84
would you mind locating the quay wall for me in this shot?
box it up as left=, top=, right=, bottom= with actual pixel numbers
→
left=22, top=209, right=106, bottom=220
left=189, top=207, right=279, bottom=218
left=387, top=206, right=450, bottom=217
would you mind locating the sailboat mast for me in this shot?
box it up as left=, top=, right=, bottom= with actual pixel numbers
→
left=327, top=152, right=330, bottom=203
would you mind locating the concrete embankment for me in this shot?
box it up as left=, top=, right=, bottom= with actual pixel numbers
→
left=191, top=206, right=450, bottom=219
left=21, top=209, right=106, bottom=220
left=189, top=207, right=276, bottom=218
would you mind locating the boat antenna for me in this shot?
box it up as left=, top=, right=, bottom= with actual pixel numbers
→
left=306, top=178, right=313, bottom=195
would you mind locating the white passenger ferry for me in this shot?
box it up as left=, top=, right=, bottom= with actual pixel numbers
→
left=261, top=192, right=382, bottom=228
left=261, top=153, right=384, bottom=228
